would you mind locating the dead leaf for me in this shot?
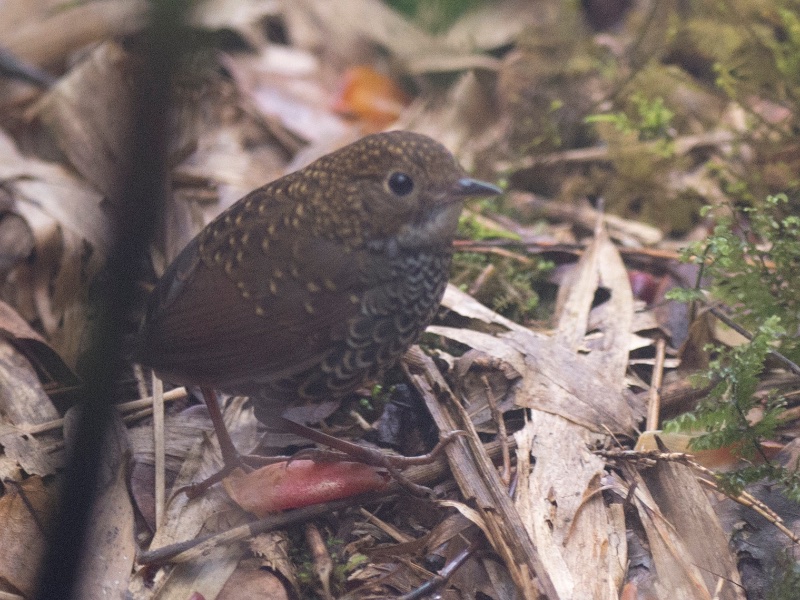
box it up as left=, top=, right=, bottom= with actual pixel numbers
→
left=217, top=562, right=291, bottom=600
left=223, top=460, right=389, bottom=517
left=0, top=0, right=146, bottom=68
left=71, top=417, right=136, bottom=600
left=331, top=65, right=411, bottom=131
left=0, top=339, right=61, bottom=477
left=249, top=531, right=299, bottom=598
left=0, top=299, right=81, bottom=400
left=31, top=41, right=136, bottom=201
left=514, top=417, right=627, bottom=599
left=0, top=127, right=111, bottom=366
left=451, top=349, right=521, bottom=433
left=0, top=476, right=56, bottom=597
left=629, top=461, right=745, bottom=600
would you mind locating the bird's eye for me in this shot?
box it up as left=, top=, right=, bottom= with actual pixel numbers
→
left=387, top=172, right=414, bottom=196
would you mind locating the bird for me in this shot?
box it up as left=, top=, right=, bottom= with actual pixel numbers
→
left=136, top=130, right=501, bottom=483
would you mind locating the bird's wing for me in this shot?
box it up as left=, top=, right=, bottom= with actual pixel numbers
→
left=137, top=224, right=388, bottom=391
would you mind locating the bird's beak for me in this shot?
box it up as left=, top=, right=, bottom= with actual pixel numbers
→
left=452, top=177, right=503, bottom=198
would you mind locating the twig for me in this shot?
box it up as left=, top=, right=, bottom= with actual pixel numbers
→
left=454, top=238, right=683, bottom=261
left=20, top=387, right=188, bottom=436
left=646, top=338, right=667, bottom=431
left=152, top=373, right=165, bottom=531
left=494, top=130, right=736, bottom=172
left=482, top=373, right=510, bottom=486
left=467, top=264, right=496, bottom=297
left=305, top=522, right=333, bottom=600
left=359, top=507, right=414, bottom=544
left=697, top=478, right=799, bottom=545
left=397, top=538, right=482, bottom=600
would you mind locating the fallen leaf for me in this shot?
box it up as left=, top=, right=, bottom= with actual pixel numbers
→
left=332, top=66, right=411, bottom=131
left=224, top=460, right=389, bottom=517
left=0, top=476, right=56, bottom=597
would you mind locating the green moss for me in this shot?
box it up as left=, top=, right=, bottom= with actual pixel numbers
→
left=451, top=251, right=553, bottom=323
left=385, top=0, right=485, bottom=32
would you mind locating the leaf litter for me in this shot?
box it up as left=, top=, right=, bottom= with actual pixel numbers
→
left=0, top=1, right=796, bottom=599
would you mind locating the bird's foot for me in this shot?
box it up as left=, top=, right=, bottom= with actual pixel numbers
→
left=176, top=387, right=293, bottom=499
left=177, top=452, right=287, bottom=500
left=277, top=417, right=466, bottom=498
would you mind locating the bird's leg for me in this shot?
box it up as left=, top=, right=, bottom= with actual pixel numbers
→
left=200, top=386, right=241, bottom=466
left=182, top=393, right=463, bottom=500
left=276, top=416, right=465, bottom=497
left=174, top=387, right=243, bottom=499
left=175, top=386, right=272, bottom=498
left=180, top=387, right=283, bottom=499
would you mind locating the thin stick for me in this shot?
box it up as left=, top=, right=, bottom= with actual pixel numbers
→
left=646, top=338, right=667, bottom=431
left=152, top=373, right=165, bottom=531
left=398, top=538, right=482, bottom=600
left=600, top=447, right=800, bottom=544
left=21, top=387, right=188, bottom=436
left=482, top=373, right=510, bottom=486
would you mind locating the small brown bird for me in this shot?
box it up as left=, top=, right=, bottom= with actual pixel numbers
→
left=137, top=131, right=500, bottom=474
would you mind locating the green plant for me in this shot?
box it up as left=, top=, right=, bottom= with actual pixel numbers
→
left=666, top=194, right=800, bottom=501
left=585, top=93, right=676, bottom=155
left=451, top=251, right=553, bottom=323
left=386, top=0, right=484, bottom=32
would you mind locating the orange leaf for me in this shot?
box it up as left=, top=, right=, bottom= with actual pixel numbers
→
left=332, top=66, right=410, bottom=131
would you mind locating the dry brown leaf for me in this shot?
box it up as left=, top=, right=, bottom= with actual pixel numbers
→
left=217, top=562, right=291, bottom=600
left=0, top=298, right=78, bottom=392
left=642, top=461, right=747, bottom=600
left=516, top=417, right=627, bottom=599
left=0, top=0, right=145, bottom=68
left=0, top=128, right=110, bottom=366
left=430, top=325, right=639, bottom=434
left=71, top=417, right=136, bottom=600
left=431, top=219, right=639, bottom=597
left=31, top=41, right=136, bottom=201
left=440, top=283, right=528, bottom=332
left=288, top=0, right=535, bottom=75
left=510, top=222, right=636, bottom=597
left=626, top=461, right=745, bottom=600
left=128, top=398, right=257, bottom=598
left=249, top=531, right=299, bottom=598
left=0, top=339, right=61, bottom=477
left=433, top=219, right=642, bottom=432
left=0, top=476, right=56, bottom=597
